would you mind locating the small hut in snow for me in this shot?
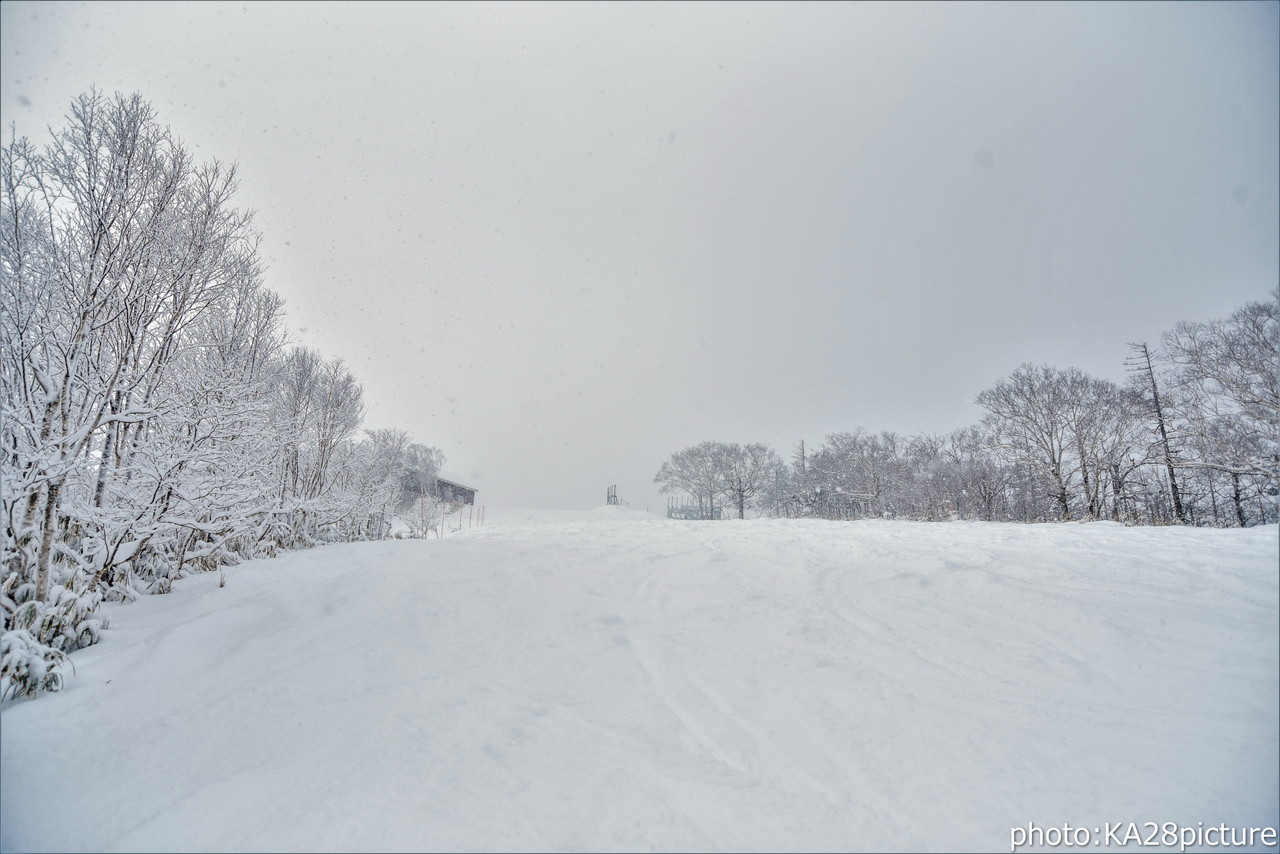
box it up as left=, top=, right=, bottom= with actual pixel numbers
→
left=435, top=473, right=477, bottom=506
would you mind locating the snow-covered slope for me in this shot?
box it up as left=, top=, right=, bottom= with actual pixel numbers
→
left=2, top=514, right=1276, bottom=852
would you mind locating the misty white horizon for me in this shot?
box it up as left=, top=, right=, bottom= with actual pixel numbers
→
left=2, top=0, right=1276, bottom=511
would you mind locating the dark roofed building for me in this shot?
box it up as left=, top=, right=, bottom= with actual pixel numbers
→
left=435, top=474, right=476, bottom=506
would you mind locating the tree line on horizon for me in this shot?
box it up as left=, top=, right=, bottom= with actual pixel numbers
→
left=1, top=91, right=452, bottom=700
left=658, top=297, right=1278, bottom=528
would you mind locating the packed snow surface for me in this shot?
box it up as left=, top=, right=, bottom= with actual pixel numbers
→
left=2, top=509, right=1277, bottom=852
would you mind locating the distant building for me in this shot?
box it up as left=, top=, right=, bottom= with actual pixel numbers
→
left=435, top=473, right=477, bottom=506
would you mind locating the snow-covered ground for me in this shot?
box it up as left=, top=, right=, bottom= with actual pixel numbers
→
left=2, top=509, right=1277, bottom=853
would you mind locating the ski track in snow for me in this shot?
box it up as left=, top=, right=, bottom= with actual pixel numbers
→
left=1, top=508, right=1276, bottom=852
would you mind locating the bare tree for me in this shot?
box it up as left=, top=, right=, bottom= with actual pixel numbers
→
left=1127, top=343, right=1187, bottom=524
left=976, top=364, right=1090, bottom=521
left=944, top=426, right=1012, bottom=521
left=718, top=443, right=783, bottom=519
left=654, top=441, right=728, bottom=519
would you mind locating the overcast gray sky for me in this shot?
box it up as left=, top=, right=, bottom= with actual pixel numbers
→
left=3, top=1, right=1277, bottom=512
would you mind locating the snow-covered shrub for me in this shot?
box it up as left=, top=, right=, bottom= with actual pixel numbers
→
left=400, top=494, right=449, bottom=539
left=0, top=574, right=90, bottom=701
left=0, top=629, right=71, bottom=702
left=5, top=578, right=104, bottom=654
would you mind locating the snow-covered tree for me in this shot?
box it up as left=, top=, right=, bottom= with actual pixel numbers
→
left=717, top=443, right=783, bottom=519
left=1162, top=295, right=1280, bottom=515
left=977, top=365, right=1094, bottom=521
left=655, top=441, right=729, bottom=519
left=1, top=90, right=448, bottom=700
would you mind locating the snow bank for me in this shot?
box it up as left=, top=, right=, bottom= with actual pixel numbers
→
left=1, top=518, right=1276, bottom=852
